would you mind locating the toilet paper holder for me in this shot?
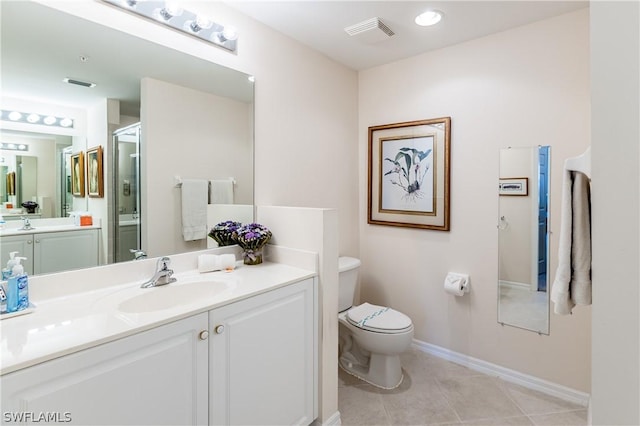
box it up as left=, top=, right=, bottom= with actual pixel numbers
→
left=445, top=272, right=470, bottom=294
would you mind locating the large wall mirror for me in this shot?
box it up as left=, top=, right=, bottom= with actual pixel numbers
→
left=498, top=146, right=551, bottom=334
left=1, top=1, right=254, bottom=274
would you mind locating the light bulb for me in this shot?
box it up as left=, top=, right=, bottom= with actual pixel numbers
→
left=44, top=116, right=57, bottom=125
left=221, top=25, right=238, bottom=41
left=415, top=10, right=443, bottom=27
left=27, top=113, right=41, bottom=123
left=59, top=118, right=73, bottom=128
left=8, top=111, right=22, bottom=121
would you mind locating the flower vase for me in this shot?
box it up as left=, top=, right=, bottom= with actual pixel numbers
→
left=243, top=248, right=263, bottom=265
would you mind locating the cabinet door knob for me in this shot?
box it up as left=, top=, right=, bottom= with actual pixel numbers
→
left=35, top=239, right=40, bottom=243
left=199, top=330, right=209, bottom=340
left=27, top=240, right=32, bottom=244
left=214, top=325, right=225, bottom=334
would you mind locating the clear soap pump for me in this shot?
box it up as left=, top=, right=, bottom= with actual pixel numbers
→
left=2, top=251, right=19, bottom=281
left=6, top=255, right=28, bottom=313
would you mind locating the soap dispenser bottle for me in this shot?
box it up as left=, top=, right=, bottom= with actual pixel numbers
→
left=6, top=256, right=28, bottom=313
left=2, top=251, right=18, bottom=281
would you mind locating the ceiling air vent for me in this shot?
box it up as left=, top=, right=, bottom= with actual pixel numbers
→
left=344, top=17, right=395, bottom=43
left=63, top=78, right=96, bottom=88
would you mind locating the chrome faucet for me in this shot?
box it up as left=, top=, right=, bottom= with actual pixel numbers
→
left=20, top=217, right=33, bottom=230
left=130, top=249, right=147, bottom=260
left=141, top=257, right=177, bottom=288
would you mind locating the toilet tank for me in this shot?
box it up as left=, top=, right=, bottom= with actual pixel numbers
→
left=338, top=257, right=361, bottom=312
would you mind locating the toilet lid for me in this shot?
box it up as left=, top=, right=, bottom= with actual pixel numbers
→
left=346, top=303, right=412, bottom=333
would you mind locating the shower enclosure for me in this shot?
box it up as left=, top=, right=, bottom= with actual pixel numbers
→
left=112, top=123, right=142, bottom=262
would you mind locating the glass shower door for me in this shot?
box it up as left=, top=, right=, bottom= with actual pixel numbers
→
left=113, top=123, right=142, bottom=262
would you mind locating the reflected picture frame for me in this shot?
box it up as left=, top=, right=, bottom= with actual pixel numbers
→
left=368, top=117, right=451, bottom=231
left=71, top=152, right=85, bottom=197
left=499, top=177, right=528, bottom=196
left=87, top=146, right=104, bottom=198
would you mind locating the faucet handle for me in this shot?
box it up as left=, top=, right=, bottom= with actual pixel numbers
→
left=157, top=256, right=171, bottom=270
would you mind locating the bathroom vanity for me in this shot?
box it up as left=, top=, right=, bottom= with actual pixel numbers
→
left=0, top=257, right=318, bottom=425
left=0, top=218, right=101, bottom=275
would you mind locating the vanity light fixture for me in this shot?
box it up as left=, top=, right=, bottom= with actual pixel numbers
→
left=1, top=142, right=29, bottom=152
left=415, top=10, right=443, bottom=27
left=102, top=0, right=239, bottom=53
left=0, top=109, right=74, bottom=129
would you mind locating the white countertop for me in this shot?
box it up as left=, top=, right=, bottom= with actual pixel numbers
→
left=0, top=261, right=316, bottom=375
left=0, top=217, right=101, bottom=237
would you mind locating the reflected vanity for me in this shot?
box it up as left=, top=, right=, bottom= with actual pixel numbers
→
left=498, top=146, right=551, bottom=334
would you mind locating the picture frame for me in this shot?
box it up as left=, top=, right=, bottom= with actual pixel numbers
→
left=71, top=151, right=85, bottom=197
left=86, top=146, right=104, bottom=198
left=499, top=177, right=528, bottom=196
left=368, top=117, right=451, bottom=231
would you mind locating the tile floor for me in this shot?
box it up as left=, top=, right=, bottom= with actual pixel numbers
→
left=338, top=347, right=587, bottom=426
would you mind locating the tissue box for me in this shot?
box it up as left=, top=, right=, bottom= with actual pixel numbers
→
left=80, top=215, right=93, bottom=226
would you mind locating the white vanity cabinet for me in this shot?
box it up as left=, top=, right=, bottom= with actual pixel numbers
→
left=1, top=313, right=209, bottom=425
left=209, top=278, right=316, bottom=426
left=0, top=229, right=99, bottom=275
left=1, top=273, right=318, bottom=426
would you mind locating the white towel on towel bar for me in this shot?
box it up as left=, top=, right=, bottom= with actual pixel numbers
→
left=181, top=179, right=208, bottom=241
left=209, top=179, right=234, bottom=204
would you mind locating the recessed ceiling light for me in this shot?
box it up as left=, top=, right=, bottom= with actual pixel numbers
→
left=415, top=10, right=443, bottom=27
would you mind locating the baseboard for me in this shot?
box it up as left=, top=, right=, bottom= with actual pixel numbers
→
left=412, top=339, right=590, bottom=407
left=313, top=411, right=340, bottom=426
left=499, top=280, right=530, bottom=290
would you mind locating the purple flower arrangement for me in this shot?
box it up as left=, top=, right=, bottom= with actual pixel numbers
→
left=208, top=221, right=241, bottom=247
left=208, top=221, right=272, bottom=264
left=236, top=223, right=272, bottom=265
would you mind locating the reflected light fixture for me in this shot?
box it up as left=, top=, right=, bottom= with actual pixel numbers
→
left=415, top=10, right=443, bottom=27
left=1, top=142, right=29, bottom=152
left=103, top=0, right=239, bottom=52
left=0, top=109, right=74, bottom=129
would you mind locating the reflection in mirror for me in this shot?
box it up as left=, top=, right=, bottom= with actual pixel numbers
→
left=113, top=123, right=142, bottom=263
left=498, top=146, right=551, bottom=334
left=1, top=1, right=254, bottom=275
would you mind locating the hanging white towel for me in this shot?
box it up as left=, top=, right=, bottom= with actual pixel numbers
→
left=181, top=179, right=208, bottom=241
left=550, top=169, right=592, bottom=315
left=209, top=179, right=234, bottom=204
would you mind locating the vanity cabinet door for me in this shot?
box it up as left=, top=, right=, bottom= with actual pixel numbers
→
left=1, top=313, right=209, bottom=426
left=209, top=278, right=316, bottom=426
left=33, top=229, right=99, bottom=274
left=0, top=234, right=34, bottom=275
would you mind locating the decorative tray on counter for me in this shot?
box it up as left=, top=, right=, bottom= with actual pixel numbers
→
left=0, top=303, right=36, bottom=320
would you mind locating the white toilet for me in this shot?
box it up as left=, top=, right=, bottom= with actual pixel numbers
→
left=338, top=257, right=414, bottom=389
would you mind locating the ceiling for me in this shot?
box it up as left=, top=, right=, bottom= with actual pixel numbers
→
left=227, top=1, right=589, bottom=70
left=0, top=1, right=588, bottom=114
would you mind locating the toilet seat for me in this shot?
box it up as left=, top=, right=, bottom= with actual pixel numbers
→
left=346, top=303, right=412, bottom=334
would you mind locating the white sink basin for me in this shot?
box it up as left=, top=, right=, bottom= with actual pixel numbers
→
left=118, top=279, right=233, bottom=313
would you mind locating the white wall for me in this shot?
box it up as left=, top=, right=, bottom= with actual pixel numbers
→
left=590, top=2, right=640, bottom=424
left=359, top=9, right=591, bottom=392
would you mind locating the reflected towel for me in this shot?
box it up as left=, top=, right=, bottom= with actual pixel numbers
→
left=209, top=180, right=234, bottom=204
left=551, top=170, right=592, bottom=315
left=181, top=179, right=208, bottom=241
